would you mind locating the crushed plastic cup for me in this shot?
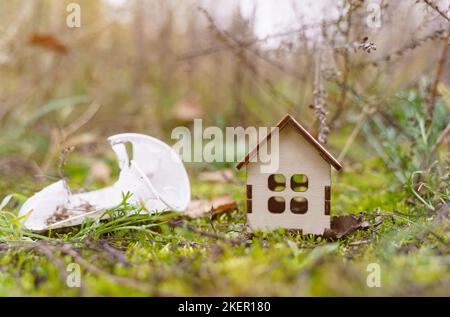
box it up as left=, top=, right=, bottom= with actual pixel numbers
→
left=18, top=133, right=191, bottom=231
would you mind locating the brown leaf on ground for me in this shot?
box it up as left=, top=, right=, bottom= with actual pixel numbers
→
left=198, top=169, right=235, bottom=183
left=185, top=195, right=237, bottom=218
left=29, top=33, right=68, bottom=54
left=173, top=95, right=202, bottom=121
left=324, top=215, right=370, bottom=239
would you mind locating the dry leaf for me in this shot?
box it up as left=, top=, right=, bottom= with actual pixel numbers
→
left=29, top=33, right=68, bottom=54
left=173, top=95, right=202, bottom=121
left=198, top=169, right=235, bottom=183
left=185, top=195, right=237, bottom=218
left=324, top=215, right=370, bottom=239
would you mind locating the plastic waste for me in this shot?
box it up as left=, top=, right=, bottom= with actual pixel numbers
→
left=18, top=133, right=190, bottom=231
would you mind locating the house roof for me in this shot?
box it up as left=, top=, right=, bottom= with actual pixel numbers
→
left=236, top=113, right=343, bottom=171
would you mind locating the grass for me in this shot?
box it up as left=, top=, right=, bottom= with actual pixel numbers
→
left=0, top=148, right=448, bottom=296
left=0, top=88, right=448, bottom=296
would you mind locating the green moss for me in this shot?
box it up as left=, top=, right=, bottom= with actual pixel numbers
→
left=0, top=101, right=448, bottom=296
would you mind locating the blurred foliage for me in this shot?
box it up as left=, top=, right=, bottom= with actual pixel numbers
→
left=0, top=0, right=449, bottom=296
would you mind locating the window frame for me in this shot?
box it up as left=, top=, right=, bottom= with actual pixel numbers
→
left=266, top=173, right=310, bottom=215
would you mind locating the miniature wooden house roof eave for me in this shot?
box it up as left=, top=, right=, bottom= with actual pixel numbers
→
left=235, top=114, right=343, bottom=171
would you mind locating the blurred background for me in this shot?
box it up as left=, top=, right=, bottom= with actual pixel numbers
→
left=0, top=0, right=449, bottom=297
left=0, top=0, right=448, bottom=194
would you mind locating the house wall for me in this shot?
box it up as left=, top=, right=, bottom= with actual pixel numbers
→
left=246, top=125, right=331, bottom=234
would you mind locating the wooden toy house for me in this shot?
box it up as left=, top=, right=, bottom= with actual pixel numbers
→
left=236, top=114, right=342, bottom=234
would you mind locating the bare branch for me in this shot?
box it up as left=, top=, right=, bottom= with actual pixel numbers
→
left=422, top=0, right=450, bottom=22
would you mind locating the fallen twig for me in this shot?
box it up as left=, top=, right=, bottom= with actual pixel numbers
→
left=169, top=219, right=246, bottom=246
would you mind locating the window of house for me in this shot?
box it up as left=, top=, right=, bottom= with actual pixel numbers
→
left=290, top=197, right=308, bottom=214
left=268, top=196, right=285, bottom=213
left=268, top=174, right=286, bottom=192
left=291, top=174, right=308, bottom=192
left=268, top=173, right=308, bottom=214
